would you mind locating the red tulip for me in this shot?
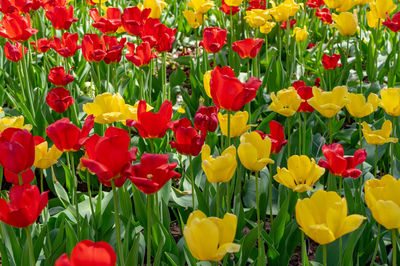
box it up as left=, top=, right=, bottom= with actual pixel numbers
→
left=122, top=7, right=151, bottom=36
left=42, top=0, right=66, bottom=11
left=280, top=19, right=296, bottom=29
left=0, top=128, right=35, bottom=184
left=315, top=8, right=332, bottom=24
left=48, top=66, right=74, bottom=86
left=81, top=127, right=137, bottom=187
left=220, top=0, right=239, bottom=15
left=5, top=0, right=32, bottom=13
left=126, top=42, right=157, bottom=67
left=90, top=7, right=122, bottom=34
left=267, top=120, right=287, bottom=154
left=4, top=41, right=27, bottom=62
left=194, top=106, right=218, bottom=133
left=307, top=43, right=316, bottom=49
left=46, top=87, right=74, bottom=113
left=199, top=27, right=227, bottom=53
left=383, top=12, right=400, bottom=32
left=30, top=37, right=51, bottom=53
left=232, top=38, right=264, bottom=59
left=45, top=5, right=78, bottom=30
left=55, top=240, right=116, bottom=266
left=210, top=66, right=261, bottom=111
left=81, top=33, right=106, bottom=62
left=50, top=32, right=80, bottom=58
left=292, top=81, right=315, bottom=113
left=306, top=0, right=324, bottom=8
left=126, top=100, right=172, bottom=139
left=101, top=35, right=126, bottom=64
left=46, top=115, right=94, bottom=152
left=31, top=0, right=42, bottom=10
left=128, top=153, right=180, bottom=194
left=170, top=118, right=205, bottom=156
left=139, top=18, right=162, bottom=47
left=0, top=0, right=18, bottom=14
left=248, top=0, right=266, bottom=10
left=152, top=23, right=176, bottom=53
left=322, top=53, right=341, bottom=70
left=314, top=77, right=321, bottom=87
left=318, top=143, right=367, bottom=179
left=0, top=13, right=38, bottom=42
left=0, top=184, right=48, bottom=228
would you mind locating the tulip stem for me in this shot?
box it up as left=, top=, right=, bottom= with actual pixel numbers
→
left=374, top=145, right=378, bottom=178
left=161, top=52, right=168, bottom=101
left=146, top=194, right=153, bottom=266
left=298, top=113, right=302, bottom=154
left=227, top=111, right=231, bottom=147
left=358, top=118, right=364, bottom=194
left=111, top=180, right=124, bottom=266
left=40, top=169, right=44, bottom=193
left=370, top=224, right=380, bottom=266
left=392, top=229, right=397, bottom=266
left=287, top=116, right=291, bottom=157
left=391, top=116, right=396, bottom=176
left=86, top=170, right=96, bottom=229
left=216, top=183, right=220, bottom=218
left=303, top=113, right=307, bottom=154
left=323, top=245, right=327, bottom=266
left=25, top=226, right=35, bottom=266
left=255, top=171, right=262, bottom=261
left=68, top=152, right=80, bottom=238
left=149, top=60, right=153, bottom=103
left=189, top=155, right=196, bottom=210
left=268, top=165, right=273, bottom=224
left=107, top=63, right=110, bottom=93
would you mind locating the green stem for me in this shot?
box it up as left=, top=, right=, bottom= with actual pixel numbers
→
left=162, top=53, right=168, bottom=101
left=323, top=245, right=327, bottom=266
left=25, top=227, right=35, bottom=265
left=359, top=118, right=364, bottom=193
left=146, top=194, right=153, bottom=266
left=107, top=63, right=110, bottom=93
left=216, top=183, right=220, bottom=218
left=40, top=169, right=44, bottom=193
left=189, top=155, right=195, bottom=210
left=370, top=224, right=380, bottom=266
left=69, top=152, right=80, bottom=237
left=139, top=67, right=144, bottom=100
left=298, top=113, right=302, bottom=154
left=149, top=60, right=153, bottom=103
left=227, top=111, right=231, bottom=147
left=86, top=170, right=96, bottom=229
left=374, top=145, right=378, bottom=178
left=287, top=117, right=291, bottom=157
left=268, top=165, right=273, bottom=224
left=111, top=180, right=124, bottom=266
left=255, top=171, right=262, bottom=260
left=303, top=113, right=307, bottom=154
left=391, top=116, right=396, bottom=176
left=392, top=229, right=397, bottom=266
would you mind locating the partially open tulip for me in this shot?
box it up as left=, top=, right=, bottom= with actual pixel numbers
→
left=332, top=11, right=357, bottom=36
left=324, top=0, right=356, bottom=12
left=267, top=120, right=287, bottom=153
left=82, top=34, right=126, bottom=63
left=244, top=9, right=271, bottom=28
left=232, top=38, right=264, bottom=58
left=46, top=87, right=74, bottom=113
left=83, top=93, right=130, bottom=124
left=143, top=22, right=176, bottom=53
left=200, top=27, right=227, bottom=53
left=183, top=10, right=205, bottom=29
left=322, top=53, right=341, bottom=70
left=201, top=145, right=237, bottom=183
left=194, top=106, right=218, bottom=133
left=126, top=42, right=157, bottom=67
left=143, top=0, right=167, bottom=18
left=315, top=7, right=333, bottom=24
left=46, top=115, right=94, bottom=152
left=55, top=240, right=116, bottom=266
left=90, top=7, right=122, bottom=34
left=0, top=116, right=32, bottom=133
left=238, top=131, right=274, bottom=171
left=306, top=0, right=324, bottom=8
left=269, top=0, right=301, bottom=22
left=210, top=66, right=261, bottom=111
left=4, top=41, right=27, bottom=62
left=268, top=87, right=304, bottom=117
left=220, top=0, right=240, bottom=15
left=274, top=155, right=325, bottom=192
left=170, top=118, right=205, bottom=156
left=280, top=19, right=297, bottom=30
left=48, top=67, right=74, bottom=86
left=128, top=153, right=180, bottom=194
left=345, top=93, right=380, bottom=118
left=188, top=0, right=214, bottom=13
left=248, top=0, right=267, bottom=10
left=0, top=13, right=38, bottom=42
left=82, top=127, right=137, bottom=187
left=33, top=137, right=62, bottom=169
left=362, top=120, right=398, bottom=145
left=218, top=111, right=252, bottom=137
left=30, top=38, right=51, bottom=53
left=380, top=88, right=400, bottom=116
left=365, top=175, right=400, bottom=230
left=45, top=5, right=78, bottom=30
left=0, top=184, right=48, bottom=228
left=308, top=86, right=349, bottom=118
left=122, top=7, right=151, bottom=36
left=318, top=143, right=367, bottom=179
left=184, top=210, right=240, bottom=261
left=367, top=0, right=396, bottom=28
left=292, top=26, right=309, bottom=41
left=260, top=21, right=277, bottom=34
left=383, top=11, right=400, bottom=32
left=50, top=32, right=81, bottom=58
left=295, top=190, right=365, bottom=245
left=291, top=81, right=315, bottom=113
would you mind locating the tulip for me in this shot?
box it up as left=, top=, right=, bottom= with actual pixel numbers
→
left=183, top=10, right=204, bottom=29
left=48, top=66, right=74, bottom=86
left=33, top=137, right=62, bottom=169
left=220, top=0, right=240, bottom=15
left=126, top=100, right=172, bottom=138
left=170, top=118, right=205, bottom=156
left=324, top=0, right=356, bottom=12
left=274, top=155, right=325, bottom=192
left=308, top=86, right=348, bottom=118
left=0, top=0, right=17, bottom=14
left=244, top=9, right=271, bottom=28
left=81, top=34, right=105, bottom=62
left=4, top=41, right=27, bottom=62
left=318, top=143, right=367, bottom=178
left=322, top=53, right=341, bottom=69
left=248, top=0, right=267, bottom=10
left=45, top=5, right=78, bottom=30
left=292, top=81, right=315, bottom=113
left=30, top=38, right=51, bottom=53
left=362, top=120, right=398, bottom=145
left=101, top=35, right=126, bottom=64
left=224, top=0, right=243, bottom=6
left=142, top=22, right=176, bottom=53
left=365, top=175, right=400, bottom=230
left=123, top=101, right=153, bottom=122
left=295, top=190, right=365, bottom=245
left=199, top=27, right=227, bottom=53
left=268, top=87, right=304, bottom=117
left=332, top=11, right=358, bottom=36
left=210, top=66, right=261, bottom=111
left=238, top=131, right=274, bottom=171
left=315, top=7, right=333, bottom=24
left=122, top=7, right=151, bottom=36
left=82, top=127, right=137, bottom=187
left=55, top=240, right=116, bottom=266
left=46, top=115, right=94, bottom=152
left=0, top=184, right=48, bottom=228
left=345, top=93, right=380, bottom=118
left=306, top=0, right=324, bottom=8
left=194, top=106, right=218, bottom=133
left=269, top=0, right=301, bottom=22
left=144, top=0, right=167, bottom=18
left=366, top=0, right=396, bottom=28
left=184, top=210, right=240, bottom=261
left=266, top=120, right=287, bottom=153
left=188, top=0, right=214, bottom=13
left=0, top=115, right=32, bottom=133
left=128, top=153, right=180, bottom=194
left=138, top=18, right=162, bottom=47
left=380, top=88, right=400, bottom=116
left=260, top=21, right=277, bottom=34
left=383, top=11, right=400, bottom=32
left=49, top=32, right=81, bottom=58
left=201, top=145, right=237, bottom=183
left=0, top=13, right=38, bottom=42
left=280, top=19, right=296, bottom=30
left=292, top=26, right=309, bottom=41
left=90, top=7, right=122, bottom=34
left=125, top=42, right=157, bottom=67
left=46, top=87, right=74, bottom=113
left=232, top=38, right=264, bottom=58
left=218, top=111, right=252, bottom=137
left=203, top=70, right=212, bottom=97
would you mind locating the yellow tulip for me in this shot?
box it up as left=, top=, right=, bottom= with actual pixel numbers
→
left=183, top=10, right=204, bottom=29
left=144, top=0, right=167, bottom=18
left=332, top=11, right=358, bottom=36
left=295, top=190, right=366, bottom=245
left=224, top=0, right=243, bottom=6
left=201, top=145, right=237, bottom=183
left=345, top=93, right=380, bottom=118
left=83, top=93, right=128, bottom=124
left=269, top=0, right=301, bottom=22
left=380, top=88, right=400, bottom=116
left=260, top=21, right=276, bottom=34
left=0, top=116, right=32, bottom=133
left=268, top=87, right=304, bottom=117
left=218, top=111, right=253, bottom=137
left=292, top=26, right=309, bottom=42
left=362, top=120, right=398, bottom=145
left=91, top=0, right=107, bottom=3
left=34, top=141, right=63, bottom=169
left=325, top=0, right=357, bottom=12
left=367, top=0, right=396, bottom=28
left=184, top=210, right=240, bottom=261
left=188, top=0, right=214, bottom=14
left=274, top=155, right=325, bottom=193
left=203, top=70, right=212, bottom=98
left=365, top=175, right=400, bottom=230
left=244, top=9, right=272, bottom=28
left=308, top=86, right=349, bottom=118
left=238, top=131, right=274, bottom=171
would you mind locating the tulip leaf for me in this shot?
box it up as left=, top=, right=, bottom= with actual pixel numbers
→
left=270, top=189, right=291, bottom=245
left=54, top=182, right=70, bottom=208
left=237, top=225, right=259, bottom=266
left=343, top=223, right=366, bottom=265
